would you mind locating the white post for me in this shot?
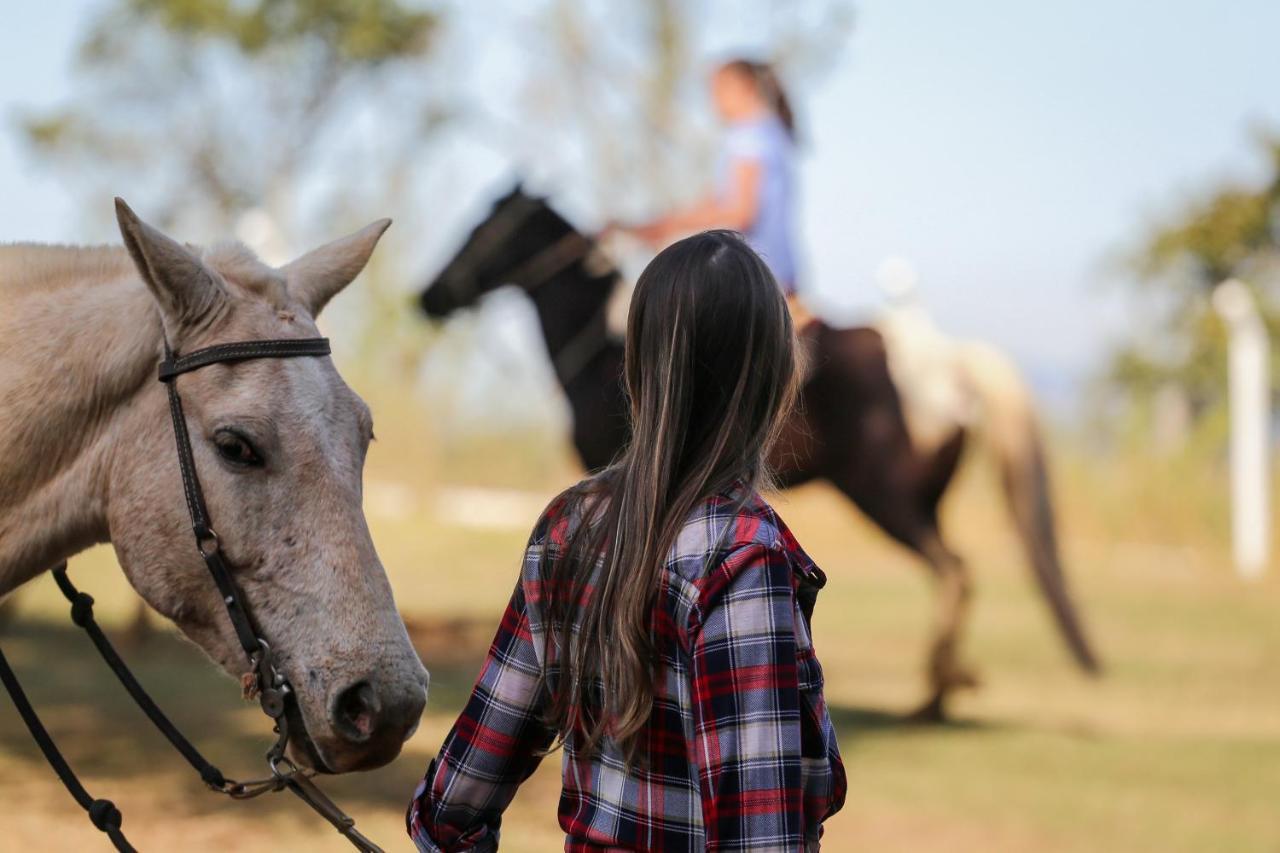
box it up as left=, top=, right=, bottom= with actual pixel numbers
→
left=1212, top=279, right=1271, bottom=579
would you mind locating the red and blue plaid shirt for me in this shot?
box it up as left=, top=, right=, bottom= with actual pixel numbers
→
left=407, top=482, right=846, bottom=851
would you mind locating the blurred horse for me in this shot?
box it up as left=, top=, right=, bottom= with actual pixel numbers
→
left=417, top=186, right=1100, bottom=720
left=0, top=202, right=427, bottom=773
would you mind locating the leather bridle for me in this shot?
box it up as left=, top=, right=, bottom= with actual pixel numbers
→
left=436, top=194, right=597, bottom=308
left=436, top=199, right=615, bottom=387
left=0, top=337, right=382, bottom=852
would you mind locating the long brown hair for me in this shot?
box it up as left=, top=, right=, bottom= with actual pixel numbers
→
left=541, top=230, right=799, bottom=760
left=721, top=58, right=797, bottom=140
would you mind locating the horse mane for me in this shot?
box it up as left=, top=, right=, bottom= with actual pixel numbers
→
left=0, top=240, right=287, bottom=305
left=0, top=243, right=135, bottom=293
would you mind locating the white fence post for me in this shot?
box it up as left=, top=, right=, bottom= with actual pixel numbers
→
left=1212, top=279, right=1271, bottom=579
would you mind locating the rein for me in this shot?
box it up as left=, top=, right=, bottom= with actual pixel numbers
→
left=499, top=229, right=617, bottom=387
left=552, top=303, right=612, bottom=387
left=443, top=207, right=596, bottom=305
left=504, top=230, right=596, bottom=294
left=446, top=216, right=614, bottom=387
left=0, top=337, right=381, bottom=852
left=517, top=233, right=617, bottom=387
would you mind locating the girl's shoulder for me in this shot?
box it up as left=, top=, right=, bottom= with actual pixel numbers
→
left=666, top=483, right=815, bottom=584
left=666, top=486, right=823, bottom=641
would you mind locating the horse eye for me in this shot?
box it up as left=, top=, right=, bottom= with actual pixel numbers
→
left=214, top=430, right=263, bottom=467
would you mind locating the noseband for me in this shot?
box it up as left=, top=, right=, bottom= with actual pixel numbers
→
left=0, top=337, right=383, bottom=852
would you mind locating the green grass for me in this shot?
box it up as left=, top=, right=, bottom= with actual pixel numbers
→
left=2, top=392, right=1278, bottom=851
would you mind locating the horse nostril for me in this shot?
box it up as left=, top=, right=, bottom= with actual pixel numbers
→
left=331, top=681, right=381, bottom=744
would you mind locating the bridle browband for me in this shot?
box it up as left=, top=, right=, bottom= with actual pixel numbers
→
left=0, top=336, right=383, bottom=852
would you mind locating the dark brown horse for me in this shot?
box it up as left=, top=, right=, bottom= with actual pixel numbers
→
left=418, top=186, right=1099, bottom=719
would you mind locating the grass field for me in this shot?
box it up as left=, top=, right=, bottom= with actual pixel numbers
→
left=2, top=390, right=1278, bottom=851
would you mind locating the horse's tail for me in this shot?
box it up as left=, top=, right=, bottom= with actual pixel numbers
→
left=957, top=343, right=1102, bottom=674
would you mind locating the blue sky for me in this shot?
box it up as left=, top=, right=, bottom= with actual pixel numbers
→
left=3, top=1, right=1279, bottom=403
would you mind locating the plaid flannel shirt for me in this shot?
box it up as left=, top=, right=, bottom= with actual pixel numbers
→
left=408, top=482, right=846, bottom=851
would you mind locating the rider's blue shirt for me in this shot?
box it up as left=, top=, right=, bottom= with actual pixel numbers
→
left=720, top=116, right=798, bottom=291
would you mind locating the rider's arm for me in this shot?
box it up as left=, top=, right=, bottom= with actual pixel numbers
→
left=641, top=158, right=763, bottom=240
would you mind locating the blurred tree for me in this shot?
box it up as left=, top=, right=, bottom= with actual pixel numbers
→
left=20, top=0, right=446, bottom=242
left=1108, top=132, right=1280, bottom=419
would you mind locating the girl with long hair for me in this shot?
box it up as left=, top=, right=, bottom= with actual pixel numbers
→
left=408, top=231, right=845, bottom=851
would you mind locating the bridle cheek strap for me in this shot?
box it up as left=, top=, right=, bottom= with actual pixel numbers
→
left=157, top=338, right=332, bottom=661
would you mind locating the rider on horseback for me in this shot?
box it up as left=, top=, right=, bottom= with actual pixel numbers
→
left=614, top=58, right=810, bottom=323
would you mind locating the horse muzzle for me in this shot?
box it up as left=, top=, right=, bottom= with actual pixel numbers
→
left=302, top=671, right=428, bottom=774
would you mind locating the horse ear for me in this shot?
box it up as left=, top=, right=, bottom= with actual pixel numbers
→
left=283, top=219, right=391, bottom=317
left=114, top=197, right=225, bottom=329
